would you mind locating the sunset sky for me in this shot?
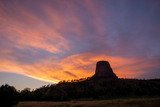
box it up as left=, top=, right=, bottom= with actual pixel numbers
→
left=0, top=0, right=160, bottom=90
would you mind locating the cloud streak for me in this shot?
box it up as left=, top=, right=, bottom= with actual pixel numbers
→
left=0, top=0, right=160, bottom=84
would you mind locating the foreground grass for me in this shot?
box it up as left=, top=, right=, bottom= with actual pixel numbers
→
left=15, top=97, right=160, bottom=107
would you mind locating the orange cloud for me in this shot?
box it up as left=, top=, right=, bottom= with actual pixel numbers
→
left=1, top=52, right=157, bottom=83
left=0, top=0, right=159, bottom=84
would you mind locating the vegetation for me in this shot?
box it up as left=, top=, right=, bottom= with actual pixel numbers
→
left=0, top=78, right=160, bottom=106
left=18, top=78, right=160, bottom=101
left=0, top=84, right=19, bottom=107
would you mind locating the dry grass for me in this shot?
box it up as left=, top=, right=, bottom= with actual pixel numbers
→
left=15, top=97, right=160, bottom=107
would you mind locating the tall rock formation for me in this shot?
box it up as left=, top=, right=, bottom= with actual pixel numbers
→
left=92, top=61, right=118, bottom=79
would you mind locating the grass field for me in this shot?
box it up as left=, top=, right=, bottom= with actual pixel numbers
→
left=15, top=97, right=160, bottom=107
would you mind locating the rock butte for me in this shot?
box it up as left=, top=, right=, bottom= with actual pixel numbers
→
left=92, top=61, right=118, bottom=79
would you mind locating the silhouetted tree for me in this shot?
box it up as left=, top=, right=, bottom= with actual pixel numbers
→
left=20, top=88, right=32, bottom=101
left=3, top=78, right=160, bottom=102
left=0, top=84, right=19, bottom=107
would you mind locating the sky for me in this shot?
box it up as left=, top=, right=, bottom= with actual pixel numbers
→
left=0, top=0, right=160, bottom=90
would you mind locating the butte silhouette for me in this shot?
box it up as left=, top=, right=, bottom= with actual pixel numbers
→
left=92, top=61, right=118, bottom=79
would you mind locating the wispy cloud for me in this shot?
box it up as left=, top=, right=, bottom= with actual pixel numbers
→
left=0, top=0, right=160, bottom=83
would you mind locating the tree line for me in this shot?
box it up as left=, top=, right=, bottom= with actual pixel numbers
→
left=1, top=78, right=160, bottom=106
